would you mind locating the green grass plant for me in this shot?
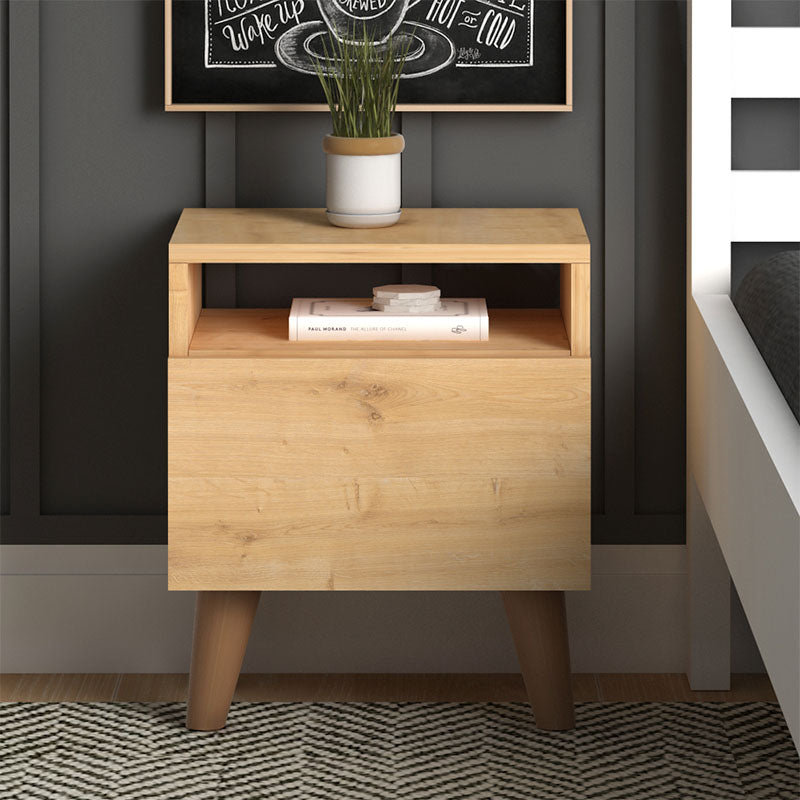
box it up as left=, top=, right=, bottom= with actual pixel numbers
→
left=314, top=26, right=410, bottom=138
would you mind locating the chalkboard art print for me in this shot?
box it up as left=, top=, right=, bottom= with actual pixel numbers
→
left=165, top=0, right=571, bottom=110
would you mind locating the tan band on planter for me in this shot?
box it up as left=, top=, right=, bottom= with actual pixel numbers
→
left=323, top=134, right=405, bottom=156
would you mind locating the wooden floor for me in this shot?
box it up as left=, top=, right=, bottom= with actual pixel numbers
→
left=0, top=673, right=777, bottom=703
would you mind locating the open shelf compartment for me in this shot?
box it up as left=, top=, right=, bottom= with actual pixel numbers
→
left=188, top=307, right=572, bottom=359
left=168, top=209, right=590, bottom=359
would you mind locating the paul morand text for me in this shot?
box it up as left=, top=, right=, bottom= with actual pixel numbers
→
left=306, top=326, right=410, bottom=332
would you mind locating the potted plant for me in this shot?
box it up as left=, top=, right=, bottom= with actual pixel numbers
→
left=315, top=27, right=409, bottom=228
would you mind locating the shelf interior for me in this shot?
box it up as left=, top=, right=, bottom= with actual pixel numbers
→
left=188, top=308, right=571, bottom=358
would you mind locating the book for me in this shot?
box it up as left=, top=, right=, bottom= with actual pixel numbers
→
left=288, top=298, right=489, bottom=342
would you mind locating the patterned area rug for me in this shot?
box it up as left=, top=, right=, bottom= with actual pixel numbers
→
left=1, top=702, right=798, bottom=799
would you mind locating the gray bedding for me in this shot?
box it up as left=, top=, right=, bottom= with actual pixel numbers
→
left=733, top=250, right=800, bottom=423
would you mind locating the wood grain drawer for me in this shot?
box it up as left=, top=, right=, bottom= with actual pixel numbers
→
left=168, top=357, right=590, bottom=591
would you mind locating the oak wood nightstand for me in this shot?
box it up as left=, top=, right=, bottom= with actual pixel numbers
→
left=168, top=208, right=591, bottom=731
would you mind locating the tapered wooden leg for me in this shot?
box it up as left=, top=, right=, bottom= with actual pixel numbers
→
left=186, top=590, right=261, bottom=731
left=502, top=590, right=575, bottom=730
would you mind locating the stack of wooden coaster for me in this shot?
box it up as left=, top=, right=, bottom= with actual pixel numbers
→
left=372, top=284, right=443, bottom=313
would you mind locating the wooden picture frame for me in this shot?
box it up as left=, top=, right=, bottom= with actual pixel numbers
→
left=165, top=0, right=572, bottom=112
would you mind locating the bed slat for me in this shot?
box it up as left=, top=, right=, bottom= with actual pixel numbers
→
left=731, top=28, right=800, bottom=98
left=731, top=172, right=800, bottom=242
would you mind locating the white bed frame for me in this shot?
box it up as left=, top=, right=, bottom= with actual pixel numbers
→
left=687, top=1, right=800, bottom=749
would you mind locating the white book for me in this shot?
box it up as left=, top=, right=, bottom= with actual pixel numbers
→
left=289, top=298, right=489, bottom=342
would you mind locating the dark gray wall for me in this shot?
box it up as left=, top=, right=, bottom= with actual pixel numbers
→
left=39, top=0, right=204, bottom=515
left=1, top=0, right=9, bottom=517
left=732, top=99, right=800, bottom=171
left=2, top=0, right=689, bottom=545
left=732, top=0, right=800, bottom=27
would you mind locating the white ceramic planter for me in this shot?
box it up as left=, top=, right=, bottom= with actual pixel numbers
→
left=323, top=134, right=405, bottom=228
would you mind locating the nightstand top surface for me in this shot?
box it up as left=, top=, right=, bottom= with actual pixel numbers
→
left=168, top=208, right=590, bottom=264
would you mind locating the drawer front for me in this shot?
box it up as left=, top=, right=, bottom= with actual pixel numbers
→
left=168, top=357, right=590, bottom=591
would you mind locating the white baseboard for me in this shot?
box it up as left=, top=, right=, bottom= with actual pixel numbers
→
left=0, top=544, right=763, bottom=674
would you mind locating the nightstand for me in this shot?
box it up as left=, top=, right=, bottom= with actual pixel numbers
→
left=168, top=208, right=591, bottom=731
